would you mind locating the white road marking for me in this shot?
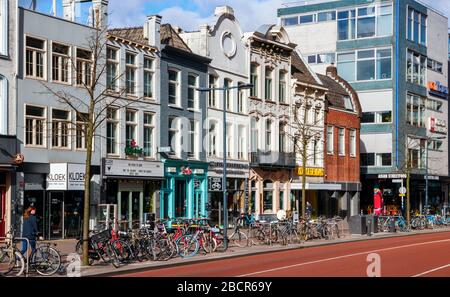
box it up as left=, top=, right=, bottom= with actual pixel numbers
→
left=237, top=238, right=450, bottom=277
left=412, top=264, right=450, bottom=277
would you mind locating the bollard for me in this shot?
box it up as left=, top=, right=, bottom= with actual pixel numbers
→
left=367, top=219, right=372, bottom=236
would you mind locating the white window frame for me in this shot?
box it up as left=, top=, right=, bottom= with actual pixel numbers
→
left=143, top=112, right=155, bottom=158
left=106, top=46, right=119, bottom=92
left=250, top=64, right=259, bottom=98
left=237, top=82, right=245, bottom=113
left=25, top=35, right=47, bottom=80
left=51, top=108, right=71, bottom=150
left=76, top=47, right=92, bottom=87
left=224, top=79, right=233, bottom=112
left=143, top=57, right=154, bottom=99
left=238, top=125, right=246, bottom=160
left=209, top=121, right=218, bottom=157
left=169, top=117, right=180, bottom=157
left=0, top=76, right=6, bottom=135
left=24, top=104, right=47, bottom=148
left=51, top=41, right=71, bottom=85
left=264, top=67, right=273, bottom=101
left=406, top=93, right=426, bottom=128
left=407, top=6, right=427, bottom=46
left=349, top=129, right=356, bottom=157
left=106, top=107, right=120, bottom=156
left=168, top=69, right=180, bottom=106
left=208, top=74, right=218, bottom=108
left=187, top=74, right=199, bottom=110
left=0, top=0, right=7, bottom=56
left=326, top=126, right=334, bottom=155
left=125, top=109, right=138, bottom=147
left=75, top=112, right=89, bottom=151
left=406, top=49, right=426, bottom=86
left=265, top=119, right=272, bottom=151
left=338, top=127, right=345, bottom=156
left=188, top=119, right=198, bottom=159
left=125, top=52, right=137, bottom=96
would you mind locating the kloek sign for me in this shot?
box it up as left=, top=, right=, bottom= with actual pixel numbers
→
left=47, top=163, right=86, bottom=191
left=428, top=81, right=449, bottom=98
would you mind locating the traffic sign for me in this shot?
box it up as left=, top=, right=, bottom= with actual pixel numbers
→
left=399, top=187, right=407, bottom=195
left=208, top=177, right=223, bottom=192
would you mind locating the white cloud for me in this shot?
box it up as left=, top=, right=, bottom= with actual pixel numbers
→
left=108, top=0, right=148, bottom=28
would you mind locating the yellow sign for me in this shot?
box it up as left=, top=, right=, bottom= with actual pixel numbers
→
left=297, top=167, right=325, bottom=177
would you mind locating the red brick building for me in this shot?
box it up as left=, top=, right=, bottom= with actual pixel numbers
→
left=318, top=66, right=362, bottom=217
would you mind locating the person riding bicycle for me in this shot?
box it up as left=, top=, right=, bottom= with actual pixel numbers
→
left=21, top=207, right=39, bottom=255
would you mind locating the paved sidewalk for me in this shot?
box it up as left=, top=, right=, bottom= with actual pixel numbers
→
left=48, top=227, right=450, bottom=277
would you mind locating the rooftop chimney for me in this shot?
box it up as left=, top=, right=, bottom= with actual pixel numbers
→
left=326, top=65, right=338, bottom=78
left=91, top=0, right=109, bottom=28
left=144, top=15, right=162, bottom=50
left=214, top=6, right=234, bottom=17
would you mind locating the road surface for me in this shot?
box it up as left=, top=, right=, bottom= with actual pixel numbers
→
left=117, top=231, right=450, bottom=277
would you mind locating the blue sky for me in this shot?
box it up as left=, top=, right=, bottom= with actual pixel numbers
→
left=19, top=0, right=450, bottom=32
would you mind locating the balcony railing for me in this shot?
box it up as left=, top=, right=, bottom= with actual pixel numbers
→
left=250, top=151, right=296, bottom=168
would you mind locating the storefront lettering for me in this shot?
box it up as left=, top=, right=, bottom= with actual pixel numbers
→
left=428, top=81, right=449, bottom=97
left=47, top=174, right=66, bottom=181
left=297, top=167, right=324, bottom=177
left=69, top=172, right=85, bottom=181
left=429, top=117, right=447, bottom=134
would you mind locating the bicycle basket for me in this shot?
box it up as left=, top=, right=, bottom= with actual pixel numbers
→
left=91, top=229, right=111, bottom=244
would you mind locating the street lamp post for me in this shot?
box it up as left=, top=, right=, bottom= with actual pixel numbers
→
left=197, top=83, right=253, bottom=251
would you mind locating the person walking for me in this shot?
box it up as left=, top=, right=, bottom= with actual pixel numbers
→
left=21, top=207, right=39, bottom=256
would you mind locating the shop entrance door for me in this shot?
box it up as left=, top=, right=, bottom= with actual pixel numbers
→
left=47, top=192, right=64, bottom=239
left=174, top=180, right=187, bottom=218
left=0, top=187, right=6, bottom=237
left=118, top=191, right=143, bottom=230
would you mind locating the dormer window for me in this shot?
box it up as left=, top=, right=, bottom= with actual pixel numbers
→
left=343, top=96, right=353, bottom=110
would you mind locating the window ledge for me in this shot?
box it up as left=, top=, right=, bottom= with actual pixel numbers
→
left=168, top=104, right=183, bottom=110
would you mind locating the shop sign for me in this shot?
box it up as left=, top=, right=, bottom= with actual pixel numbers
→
left=124, top=139, right=144, bottom=157
left=429, top=117, right=447, bottom=134
left=181, top=166, right=193, bottom=175
left=167, top=167, right=177, bottom=173
left=46, top=163, right=85, bottom=191
left=103, top=159, right=163, bottom=178
left=428, top=81, right=449, bottom=98
left=296, top=167, right=324, bottom=177
left=194, top=169, right=205, bottom=175
left=208, top=162, right=249, bottom=177
left=208, top=177, right=223, bottom=192
left=377, top=173, right=407, bottom=179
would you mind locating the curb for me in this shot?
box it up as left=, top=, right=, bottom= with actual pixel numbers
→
left=82, top=228, right=450, bottom=277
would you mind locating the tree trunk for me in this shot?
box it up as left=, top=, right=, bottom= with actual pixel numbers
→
left=82, top=111, right=94, bottom=267
left=301, top=156, right=307, bottom=218
left=406, top=170, right=411, bottom=228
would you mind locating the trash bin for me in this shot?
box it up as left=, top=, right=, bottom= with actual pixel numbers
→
left=366, top=215, right=379, bottom=233
left=389, top=217, right=396, bottom=232
left=348, top=215, right=367, bottom=235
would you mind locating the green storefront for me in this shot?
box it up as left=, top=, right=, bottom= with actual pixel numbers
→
left=160, top=159, right=209, bottom=220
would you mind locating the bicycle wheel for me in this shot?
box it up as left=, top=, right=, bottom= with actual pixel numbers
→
left=229, top=231, right=248, bottom=248
left=0, top=249, right=25, bottom=277
left=32, top=246, right=61, bottom=276
left=201, top=234, right=217, bottom=254
left=157, top=238, right=175, bottom=261
left=106, top=243, right=121, bottom=268
left=176, top=235, right=199, bottom=258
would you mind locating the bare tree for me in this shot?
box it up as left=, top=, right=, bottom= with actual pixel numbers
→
left=40, top=17, right=145, bottom=266
left=287, top=93, right=325, bottom=218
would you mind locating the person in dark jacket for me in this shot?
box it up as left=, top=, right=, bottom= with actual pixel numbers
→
left=21, top=207, right=38, bottom=255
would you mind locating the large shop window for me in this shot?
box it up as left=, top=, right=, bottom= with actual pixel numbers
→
left=51, top=109, right=71, bottom=149
left=408, top=8, right=427, bottom=46
left=106, top=47, right=119, bottom=91
left=361, top=111, right=392, bottom=124
left=25, top=105, right=46, bottom=147
left=406, top=50, right=426, bottom=86
left=337, top=48, right=391, bottom=82
left=26, top=37, right=46, bottom=79
left=106, top=107, right=119, bottom=155
left=263, top=181, right=273, bottom=213
left=407, top=94, right=426, bottom=128
left=0, top=0, right=7, bottom=55
left=338, top=4, right=392, bottom=41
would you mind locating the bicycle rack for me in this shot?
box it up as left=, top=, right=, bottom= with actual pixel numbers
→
left=0, top=237, right=30, bottom=277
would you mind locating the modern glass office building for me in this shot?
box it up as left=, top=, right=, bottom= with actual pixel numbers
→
left=278, top=0, right=449, bottom=215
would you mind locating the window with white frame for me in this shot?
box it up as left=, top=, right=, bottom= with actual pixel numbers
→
left=209, top=121, right=217, bottom=157
left=25, top=105, right=46, bottom=147
left=188, top=119, right=197, bottom=159
left=188, top=74, right=198, bottom=109
left=168, top=116, right=178, bottom=155
left=238, top=125, right=245, bottom=160
left=266, top=119, right=272, bottom=151
left=143, top=112, right=154, bottom=157
left=406, top=50, right=426, bottom=86
left=337, top=48, right=391, bottom=82
left=361, top=111, right=392, bottom=123
left=51, top=109, right=70, bottom=149
left=408, top=139, right=426, bottom=169
left=250, top=64, right=259, bottom=97
left=279, top=72, right=287, bottom=103
left=361, top=153, right=392, bottom=167
left=125, top=109, right=137, bottom=147
left=0, top=0, right=7, bottom=55
left=76, top=48, right=92, bottom=86
left=208, top=75, right=217, bottom=108
left=26, top=37, right=46, bottom=79
left=125, top=52, right=137, bottom=96
left=224, top=79, right=232, bottom=111
left=0, top=76, right=5, bottom=135
left=307, top=53, right=336, bottom=65
left=76, top=112, right=88, bottom=150
left=407, top=93, right=426, bottom=128
left=168, top=70, right=180, bottom=105
left=144, top=58, right=154, bottom=98
left=338, top=4, right=392, bottom=41
left=106, top=47, right=119, bottom=91
left=265, top=67, right=272, bottom=100
left=52, top=43, right=70, bottom=83
left=251, top=117, right=259, bottom=153
left=338, top=128, right=345, bottom=156
left=237, top=82, right=245, bottom=113
left=279, top=123, right=287, bottom=153
left=326, top=126, right=334, bottom=154
left=428, top=139, right=443, bottom=151
left=312, top=138, right=321, bottom=166
left=349, top=129, right=356, bottom=157
left=106, top=108, right=119, bottom=155
left=226, top=123, right=232, bottom=158
left=408, top=7, right=427, bottom=46
left=426, top=99, right=443, bottom=112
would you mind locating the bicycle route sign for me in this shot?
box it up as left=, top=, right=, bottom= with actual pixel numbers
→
left=208, top=177, right=223, bottom=192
